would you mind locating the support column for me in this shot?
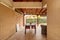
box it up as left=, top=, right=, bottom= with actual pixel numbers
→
left=48, top=0, right=60, bottom=40
left=23, top=14, right=25, bottom=26
left=37, top=14, right=38, bottom=27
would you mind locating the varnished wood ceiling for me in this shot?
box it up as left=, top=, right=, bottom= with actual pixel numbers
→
left=15, top=8, right=47, bottom=16
left=13, top=0, right=42, bottom=2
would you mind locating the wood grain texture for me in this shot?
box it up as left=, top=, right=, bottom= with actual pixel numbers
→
left=15, top=8, right=47, bottom=16
left=8, top=26, right=47, bottom=40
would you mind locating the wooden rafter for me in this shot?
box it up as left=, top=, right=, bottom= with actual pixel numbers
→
left=15, top=8, right=47, bottom=16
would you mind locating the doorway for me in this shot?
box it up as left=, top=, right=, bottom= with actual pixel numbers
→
left=14, top=8, right=47, bottom=40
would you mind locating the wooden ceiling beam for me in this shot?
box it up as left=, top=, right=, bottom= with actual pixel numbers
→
left=15, top=8, right=47, bottom=16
